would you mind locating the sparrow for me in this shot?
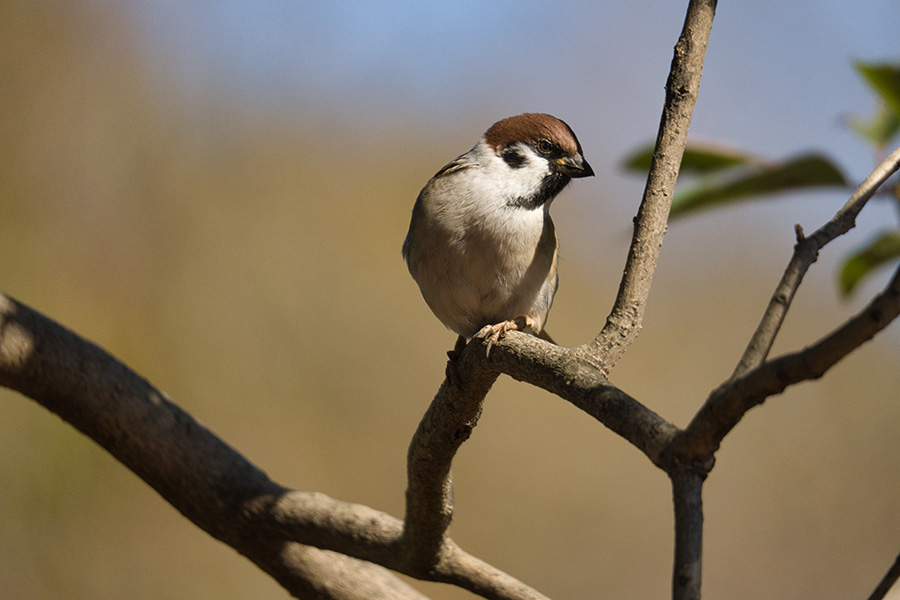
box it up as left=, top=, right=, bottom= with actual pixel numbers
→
left=402, top=113, right=593, bottom=356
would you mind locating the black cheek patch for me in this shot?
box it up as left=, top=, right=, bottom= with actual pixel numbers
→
left=501, top=146, right=526, bottom=169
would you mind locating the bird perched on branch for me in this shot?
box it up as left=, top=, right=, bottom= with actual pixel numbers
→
left=402, top=113, right=593, bottom=357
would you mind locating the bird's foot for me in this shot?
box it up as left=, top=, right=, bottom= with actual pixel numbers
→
left=478, top=316, right=535, bottom=358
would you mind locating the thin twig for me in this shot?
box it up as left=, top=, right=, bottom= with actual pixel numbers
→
left=435, top=542, right=553, bottom=600
left=674, top=262, right=900, bottom=461
left=731, top=145, right=900, bottom=379
left=579, top=0, right=718, bottom=375
left=866, top=551, right=900, bottom=600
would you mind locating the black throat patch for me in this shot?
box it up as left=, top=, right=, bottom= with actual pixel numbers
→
left=507, top=172, right=571, bottom=210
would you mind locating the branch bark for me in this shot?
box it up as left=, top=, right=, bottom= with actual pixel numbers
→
left=478, top=334, right=678, bottom=467
left=671, top=468, right=704, bottom=600
left=402, top=368, right=499, bottom=569
left=578, top=0, right=719, bottom=375
left=0, top=293, right=548, bottom=600
left=731, top=145, right=900, bottom=380
left=672, top=261, right=900, bottom=462
left=867, top=551, right=900, bottom=600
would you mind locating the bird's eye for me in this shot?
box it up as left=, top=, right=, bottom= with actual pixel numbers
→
left=536, top=139, right=554, bottom=155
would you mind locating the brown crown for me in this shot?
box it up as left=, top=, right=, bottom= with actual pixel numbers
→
left=483, top=113, right=583, bottom=155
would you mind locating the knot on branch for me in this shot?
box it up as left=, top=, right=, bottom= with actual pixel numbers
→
left=658, top=431, right=716, bottom=479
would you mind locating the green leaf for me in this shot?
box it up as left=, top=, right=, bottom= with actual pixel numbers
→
left=670, top=154, right=848, bottom=219
left=622, top=142, right=757, bottom=175
left=855, top=61, right=900, bottom=117
left=839, top=230, right=900, bottom=296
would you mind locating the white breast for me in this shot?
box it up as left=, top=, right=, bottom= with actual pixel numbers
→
left=404, top=141, right=559, bottom=338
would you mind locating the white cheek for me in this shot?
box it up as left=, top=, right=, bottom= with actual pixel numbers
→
left=467, top=145, right=550, bottom=209
left=454, top=148, right=550, bottom=242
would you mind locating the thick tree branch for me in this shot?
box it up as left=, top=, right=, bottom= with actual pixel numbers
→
left=579, top=0, right=718, bottom=374
left=671, top=468, right=705, bottom=600
left=261, top=545, right=430, bottom=600
left=732, top=145, right=900, bottom=379
left=402, top=366, right=499, bottom=569
left=264, top=491, right=551, bottom=600
left=475, top=333, right=678, bottom=467
left=0, top=293, right=549, bottom=600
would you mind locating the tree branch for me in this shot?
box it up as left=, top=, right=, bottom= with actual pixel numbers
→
left=476, top=333, right=678, bottom=468
left=579, top=0, right=718, bottom=374
left=0, top=293, right=549, bottom=600
left=402, top=364, right=499, bottom=570
left=672, top=261, right=900, bottom=462
left=263, top=491, right=552, bottom=600
left=671, top=468, right=705, bottom=600
left=867, top=551, right=900, bottom=600
left=731, top=145, right=900, bottom=380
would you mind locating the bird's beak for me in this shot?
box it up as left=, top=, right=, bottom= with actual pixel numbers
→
left=556, top=154, right=594, bottom=178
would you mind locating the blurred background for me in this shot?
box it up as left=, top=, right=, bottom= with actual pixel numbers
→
left=2, top=1, right=900, bottom=598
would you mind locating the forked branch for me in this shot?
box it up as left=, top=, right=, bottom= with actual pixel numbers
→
left=675, top=260, right=900, bottom=462
left=732, top=145, right=900, bottom=380
left=0, top=294, right=548, bottom=600
left=406, top=1, right=719, bottom=596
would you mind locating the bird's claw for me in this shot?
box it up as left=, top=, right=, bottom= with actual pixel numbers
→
left=479, top=316, right=535, bottom=359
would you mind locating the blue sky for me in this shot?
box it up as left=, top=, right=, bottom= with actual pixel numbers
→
left=116, top=0, right=900, bottom=303
left=126, top=1, right=900, bottom=178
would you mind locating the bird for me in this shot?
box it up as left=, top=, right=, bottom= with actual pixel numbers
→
left=402, top=112, right=593, bottom=358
